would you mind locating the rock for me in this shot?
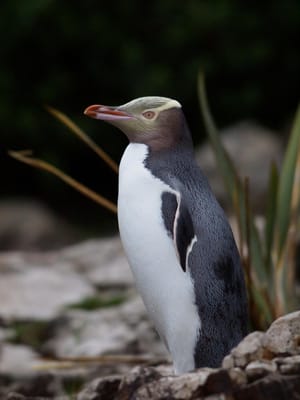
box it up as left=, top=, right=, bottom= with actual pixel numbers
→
left=276, top=355, right=300, bottom=375
left=60, top=237, right=133, bottom=288
left=72, top=318, right=300, bottom=400
left=222, top=354, right=234, bottom=369
left=0, top=343, right=38, bottom=375
left=223, top=312, right=300, bottom=371
left=227, top=368, right=247, bottom=386
left=43, top=296, right=167, bottom=360
left=196, top=121, right=282, bottom=210
left=77, top=374, right=122, bottom=400
left=234, top=373, right=300, bottom=400
left=77, top=366, right=233, bottom=400
left=0, top=236, right=134, bottom=321
left=202, top=369, right=233, bottom=396
left=0, top=252, right=94, bottom=320
left=263, top=311, right=300, bottom=355
left=222, top=331, right=265, bottom=368
left=0, top=327, right=15, bottom=342
left=79, top=366, right=233, bottom=400
left=117, top=366, right=164, bottom=399
left=0, top=199, right=77, bottom=251
left=245, top=360, right=277, bottom=382
left=0, top=373, right=66, bottom=399
left=130, top=372, right=204, bottom=399
left=76, top=363, right=300, bottom=400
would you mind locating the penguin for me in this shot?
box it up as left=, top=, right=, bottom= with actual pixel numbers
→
left=84, top=97, right=248, bottom=374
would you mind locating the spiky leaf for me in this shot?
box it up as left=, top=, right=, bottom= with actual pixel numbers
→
left=276, top=105, right=300, bottom=255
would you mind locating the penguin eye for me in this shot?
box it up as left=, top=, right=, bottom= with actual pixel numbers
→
left=142, top=110, right=156, bottom=119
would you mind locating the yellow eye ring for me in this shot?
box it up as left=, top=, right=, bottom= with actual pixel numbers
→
left=142, top=111, right=156, bottom=119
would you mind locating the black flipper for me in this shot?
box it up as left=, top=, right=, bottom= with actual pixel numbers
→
left=161, top=191, right=195, bottom=272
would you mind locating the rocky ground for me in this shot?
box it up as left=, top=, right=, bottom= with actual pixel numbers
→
left=1, top=237, right=299, bottom=400
left=0, top=237, right=169, bottom=399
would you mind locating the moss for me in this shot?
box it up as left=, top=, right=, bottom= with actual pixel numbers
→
left=63, top=376, right=85, bottom=397
left=9, top=320, right=50, bottom=349
left=67, top=294, right=126, bottom=311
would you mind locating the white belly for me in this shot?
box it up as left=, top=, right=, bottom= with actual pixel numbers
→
left=118, top=143, right=201, bottom=373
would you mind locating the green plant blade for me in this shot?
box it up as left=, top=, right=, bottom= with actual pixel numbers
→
left=275, top=143, right=300, bottom=316
left=244, top=177, right=268, bottom=287
left=249, top=219, right=269, bottom=284
left=291, top=143, right=300, bottom=221
left=264, top=162, right=279, bottom=272
left=276, top=104, right=300, bottom=256
left=250, top=285, right=273, bottom=329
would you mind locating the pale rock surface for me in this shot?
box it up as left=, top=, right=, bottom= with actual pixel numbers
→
left=227, top=367, right=247, bottom=386
left=222, top=331, right=265, bottom=368
left=77, top=374, right=123, bottom=400
left=0, top=343, right=39, bottom=374
left=0, top=252, right=94, bottom=320
left=78, top=366, right=233, bottom=400
left=43, top=296, right=167, bottom=359
left=60, top=237, right=133, bottom=288
left=245, top=360, right=277, bottom=381
left=263, top=310, right=300, bottom=355
left=276, top=355, right=300, bottom=374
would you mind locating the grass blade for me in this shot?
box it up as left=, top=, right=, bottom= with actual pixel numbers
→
left=264, top=162, right=279, bottom=272
left=249, top=220, right=268, bottom=285
left=9, top=150, right=117, bottom=214
left=250, top=285, right=273, bottom=329
left=291, top=142, right=300, bottom=219
left=278, top=143, right=300, bottom=314
left=244, top=177, right=268, bottom=290
left=275, top=104, right=300, bottom=256
left=46, top=106, right=119, bottom=173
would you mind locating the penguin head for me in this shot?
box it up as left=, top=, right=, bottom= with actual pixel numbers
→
left=84, top=97, right=191, bottom=150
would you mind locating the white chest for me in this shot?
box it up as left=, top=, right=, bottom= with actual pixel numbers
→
left=117, top=143, right=201, bottom=373
left=118, top=144, right=179, bottom=301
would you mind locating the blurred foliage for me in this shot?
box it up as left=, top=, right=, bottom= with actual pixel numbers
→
left=9, top=320, right=50, bottom=350
left=67, top=294, right=127, bottom=311
left=198, top=74, right=300, bottom=330
left=1, top=0, right=300, bottom=231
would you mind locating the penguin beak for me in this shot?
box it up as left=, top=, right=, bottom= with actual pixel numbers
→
left=84, top=104, right=134, bottom=121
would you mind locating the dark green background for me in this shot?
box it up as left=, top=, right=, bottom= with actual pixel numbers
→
left=1, top=0, right=299, bottom=234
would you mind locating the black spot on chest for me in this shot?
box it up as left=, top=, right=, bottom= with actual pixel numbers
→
left=213, top=255, right=245, bottom=296
left=213, top=256, right=234, bottom=283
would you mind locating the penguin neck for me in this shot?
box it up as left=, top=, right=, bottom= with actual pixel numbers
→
left=143, top=135, right=195, bottom=185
